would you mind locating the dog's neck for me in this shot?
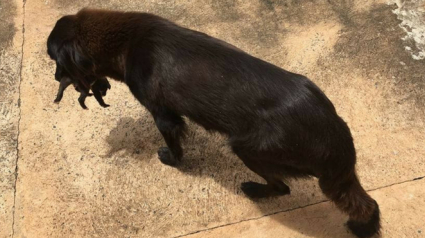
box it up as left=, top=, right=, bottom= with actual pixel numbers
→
left=93, top=53, right=126, bottom=82
left=75, top=10, right=145, bottom=82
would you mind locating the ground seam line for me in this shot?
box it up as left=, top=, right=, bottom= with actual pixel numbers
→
left=174, top=175, right=424, bottom=238
left=11, top=1, right=26, bottom=237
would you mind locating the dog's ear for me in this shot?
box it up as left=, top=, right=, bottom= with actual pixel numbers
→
left=48, top=15, right=94, bottom=79
left=57, top=41, right=94, bottom=78
left=47, top=15, right=75, bottom=61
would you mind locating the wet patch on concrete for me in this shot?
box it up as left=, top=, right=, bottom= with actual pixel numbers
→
left=210, top=1, right=241, bottom=22
left=391, top=0, right=425, bottom=60
left=0, top=0, right=21, bottom=238
left=306, top=3, right=425, bottom=189
left=53, top=0, right=112, bottom=11
left=0, top=0, right=19, bottom=195
left=328, top=3, right=425, bottom=120
left=0, top=0, right=17, bottom=52
left=48, top=1, right=338, bottom=57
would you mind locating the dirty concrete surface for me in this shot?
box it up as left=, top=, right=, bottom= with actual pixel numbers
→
left=0, top=0, right=22, bottom=237
left=185, top=179, right=425, bottom=238
left=0, top=0, right=424, bottom=237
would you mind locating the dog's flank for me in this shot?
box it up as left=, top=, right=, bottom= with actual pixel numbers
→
left=47, top=9, right=380, bottom=237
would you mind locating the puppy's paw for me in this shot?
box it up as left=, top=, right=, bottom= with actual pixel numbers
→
left=158, top=147, right=178, bottom=166
left=101, top=104, right=110, bottom=108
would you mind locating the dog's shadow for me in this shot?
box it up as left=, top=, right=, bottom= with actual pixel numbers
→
left=105, top=117, right=356, bottom=238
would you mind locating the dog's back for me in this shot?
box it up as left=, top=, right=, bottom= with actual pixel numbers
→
left=123, top=17, right=344, bottom=150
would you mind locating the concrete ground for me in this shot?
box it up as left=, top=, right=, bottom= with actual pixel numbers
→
left=0, top=0, right=424, bottom=237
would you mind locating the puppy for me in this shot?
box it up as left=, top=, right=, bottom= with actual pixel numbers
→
left=75, top=77, right=111, bottom=109
left=47, top=9, right=380, bottom=237
left=54, top=76, right=111, bottom=109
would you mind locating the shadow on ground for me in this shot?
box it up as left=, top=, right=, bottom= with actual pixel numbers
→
left=104, top=116, right=352, bottom=237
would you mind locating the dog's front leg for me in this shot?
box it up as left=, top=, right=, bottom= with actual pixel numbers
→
left=153, top=109, right=186, bottom=166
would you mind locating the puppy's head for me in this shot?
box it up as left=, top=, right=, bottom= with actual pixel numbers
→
left=96, top=78, right=111, bottom=96
left=47, top=15, right=93, bottom=82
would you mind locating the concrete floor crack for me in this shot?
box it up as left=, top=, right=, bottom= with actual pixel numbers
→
left=174, top=176, right=425, bottom=238
left=11, top=0, right=26, bottom=237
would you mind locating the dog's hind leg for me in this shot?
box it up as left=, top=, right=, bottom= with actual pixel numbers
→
left=153, top=109, right=187, bottom=166
left=319, top=170, right=380, bottom=238
left=232, top=146, right=290, bottom=199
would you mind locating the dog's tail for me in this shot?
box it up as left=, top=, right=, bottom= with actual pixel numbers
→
left=319, top=168, right=380, bottom=238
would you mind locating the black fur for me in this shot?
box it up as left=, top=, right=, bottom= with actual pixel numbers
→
left=91, top=78, right=111, bottom=108
left=53, top=75, right=111, bottom=109
left=54, top=77, right=74, bottom=103
left=347, top=201, right=381, bottom=238
left=47, top=9, right=381, bottom=237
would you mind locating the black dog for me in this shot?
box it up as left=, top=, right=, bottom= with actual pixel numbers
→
left=47, top=9, right=380, bottom=237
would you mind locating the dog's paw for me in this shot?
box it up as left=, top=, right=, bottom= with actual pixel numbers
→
left=241, top=181, right=290, bottom=199
left=158, top=147, right=178, bottom=166
left=241, top=182, right=269, bottom=199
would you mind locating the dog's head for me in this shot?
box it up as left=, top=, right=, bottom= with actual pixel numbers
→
left=47, top=15, right=93, bottom=83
